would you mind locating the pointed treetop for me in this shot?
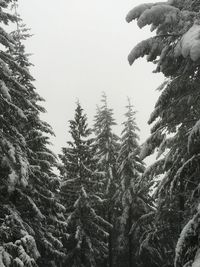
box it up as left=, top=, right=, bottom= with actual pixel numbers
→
left=122, top=98, right=139, bottom=137
left=75, top=97, right=80, bottom=106
left=68, top=100, right=91, bottom=138
left=126, top=96, right=133, bottom=109
left=101, top=91, right=108, bottom=108
left=125, top=97, right=137, bottom=119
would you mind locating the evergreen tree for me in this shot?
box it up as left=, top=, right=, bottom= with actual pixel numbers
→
left=10, top=16, right=68, bottom=267
left=93, top=93, right=119, bottom=267
left=59, top=102, right=94, bottom=210
left=59, top=102, right=110, bottom=266
left=115, top=99, right=148, bottom=267
left=0, top=1, right=40, bottom=265
left=126, top=1, right=200, bottom=266
left=0, top=3, right=67, bottom=266
left=63, top=187, right=111, bottom=267
left=93, top=94, right=119, bottom=198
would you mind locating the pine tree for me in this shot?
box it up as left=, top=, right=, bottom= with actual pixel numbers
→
left=93, top=93, right=119, bottom=267
left=126, top=1, right=200, bottom=266
left=59, top=102, right=110, bottom=266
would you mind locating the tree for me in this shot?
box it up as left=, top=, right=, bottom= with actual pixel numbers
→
left=93, top=93, right=119, bottom=267
left=0, top=2, right=67, bottom=266
left=59, top=101, right=94, bottom=210
left=115, top=99, right=147, bottom=267
left=93, top=94, right=119, bottom=199
left=59, top=102, right=110, bottom=266
left=63, top=187, right=111, bottom=267
left=0, top=1, right=40, bottom=265
left=126, top=1, right=200, bottom=266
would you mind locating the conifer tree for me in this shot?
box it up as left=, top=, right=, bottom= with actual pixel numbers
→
left=93, top=94, right=119, bottom=198
left=115, top=99, right=148, bottom=267
left=59, top=102, right=94, bottom=209
left=59, top=102, right=110, bottom=266
left=63, top=187, right=111, bottom=267
left=93, top=93, right=119, bottom=267
left=0, top=1, right=40, bottom=265
left=0, top=2, right=67, bottom=266
left=126, top=1, right=200, bottom=266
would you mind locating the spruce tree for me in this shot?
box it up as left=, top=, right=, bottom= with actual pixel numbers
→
left=63, top=187, right=111, bottom=267
left=59, top=102, right=94, bottom=209
left=93, top=94, right=119, bottom=198
left=59, top=102, right=110, bottom=266
left=126, top=1, right=200, bottom=266
left=115, top=99, right=148, bottom=267
left=93, top=93, right=119, bottom=267
left=0, top=1, right=40, bottom=265
left=0, top=3, right=67, bottom=266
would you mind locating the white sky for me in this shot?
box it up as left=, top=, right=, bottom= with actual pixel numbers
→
left=18, top=0, right=164, bottom=155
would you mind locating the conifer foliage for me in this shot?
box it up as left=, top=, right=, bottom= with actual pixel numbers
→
left=93, top=94, right=119, bottom=267
left=0, top=1, right=66, bottom=266
left=59, top=102, right=94, bottom=210
left=115, top=99, right=146, bottom=267
left=93, top=93, right=119, bottom=199
left=126, top=0, right=200, bottom=266
left=59, top=102, right=111, bottom=267
left=0, top=1, right=40, bottom=265
left=63, top=187, right=111, bottom=267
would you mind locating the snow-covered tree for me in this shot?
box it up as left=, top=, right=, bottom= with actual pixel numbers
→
left=126, top=1, right=200, bottom=266
left=115, top=99, right=148, bottom=267
left=0, top=1, right=41, bottom=265
left=63, top=187, right=111, bottom=267
left=0, top=0, right=29, bottom=202
left=59, top=102, right=111, bottom=266
left=10, top=16, right=68, bottom=266
left=93, top=94, right=119, bottom=198
left=0, top=3, right=67, bottom=266
left=93, top=93, right=119, bottom=267
left=59, top=102, right=95, bottom=209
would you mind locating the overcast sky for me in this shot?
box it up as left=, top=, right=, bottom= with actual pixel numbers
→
left=18, top=0, right=163, bottom=155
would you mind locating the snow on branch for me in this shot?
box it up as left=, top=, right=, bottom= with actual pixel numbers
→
left=126, top=2, right=179, bottom=29
left=170, top=154, right=200, bottom=195
left=192, top=249, right=200, bottom=267
left=140, top=131, right=165, bottom=160
left=128, top=37, right=163, bottom=65
left=137, top=5, right=179, bottom=29
left=188, top=119, right=200, bottom=154
left=175, top=24, right=200, bottom=61
left=0, top=80, right=11, bottom=101
left=175, top=210, right=200, bottom=267
left=142, top=158, right=165, bottom=181
left=126, top=3, right=154, bottom=23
